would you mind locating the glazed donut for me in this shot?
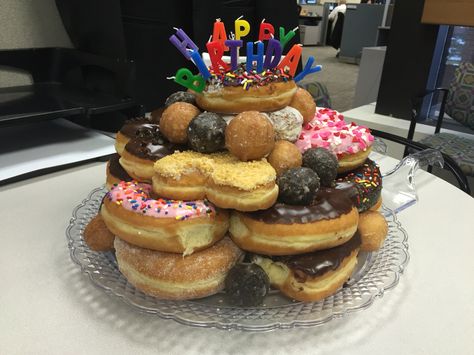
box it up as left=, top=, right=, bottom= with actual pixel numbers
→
left=296, top=108, right=374, bottom=173
left=119, top=131, right=184, bottom=183
left=336, top=159, right=382, bottom=212
left=229, top=187, right=359, bottom=255
left=106, top=154, right=133, bottom=189
left=358, top=211, right=388, bottom=251
left=84, top=214, right=115, bottom=252
left=100, top=181, right=229, bottom=255
left=114, top=236, right=243, bottom=300
left=194, top=66, right=297, bottom=114
left=152, top=151, right=278, bottom=212
left=253, top=232, right=361, bottom=302
left=115, top=118, right=158, bottom=156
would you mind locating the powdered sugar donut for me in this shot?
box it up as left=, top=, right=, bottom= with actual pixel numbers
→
left=267, top=106, right=303, bottom=142
left=101, top=181, right=229, bottom=255
left=296, top=108, right=374, bottom=173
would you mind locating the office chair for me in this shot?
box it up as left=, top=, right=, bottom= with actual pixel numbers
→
left=407, top=62, right=474, bottom=179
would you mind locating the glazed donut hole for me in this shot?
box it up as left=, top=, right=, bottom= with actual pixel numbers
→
left=159, top=102, right=201, bottom=143
left=267, top=140, right=302, bottom=176
left=289, top=87, right=316, bottom=124
left=225, top=111, right=275, bottom=162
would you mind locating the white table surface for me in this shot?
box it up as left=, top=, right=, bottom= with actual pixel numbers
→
left=1, top=155, right=474, bottom=355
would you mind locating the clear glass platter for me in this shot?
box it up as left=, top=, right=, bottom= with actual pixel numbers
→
left=66, top=186, right=409, bottom=331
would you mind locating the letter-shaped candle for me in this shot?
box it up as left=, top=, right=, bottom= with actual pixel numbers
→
left=276, top=44, right=302, bottom=77
left=213, top=19, right=228, bottom=51
left=294, top=56, right=322, bottom=82
left=225, top=40, right=243, bottom=71
left=206, top=41, right=230, bottom=72
left=169, top=28, right=199, bottom=60
left=263, top=38, right=282, bottom=70
left=279, top=26, right=297, bottom=50
left=189, top=50, right=211, bottom=80
left=235, top=17, right=250, bottom=40
left=259, top=20, right=275, bottom=41
left=174, top=68, right=205, bottom=93
left=246, top=41, right=264, bottom=73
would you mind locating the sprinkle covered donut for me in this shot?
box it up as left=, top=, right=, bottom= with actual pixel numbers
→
left=100, top=181, right=229, bottom=255
left=296, top=108, right=375, bottom=173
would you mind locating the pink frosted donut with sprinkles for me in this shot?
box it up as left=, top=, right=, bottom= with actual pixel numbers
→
left=100, top=180, right=230, bottom=255
left=296, top=108, right=375, bottom=173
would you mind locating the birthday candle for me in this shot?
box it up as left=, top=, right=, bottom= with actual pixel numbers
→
left=225, top=39, right=243, bottom=71
left=259, top=19, right=275, bottom=41
left=235, top=16, right=250, bottom=40
left=206, top=41, right=230, bottom=72
left=294, top=56, right=322, bottom=82
left=277, top=44, right=302, bottom=77
left=174, top=68, right=205, bottom=92
left=246, top=41, right=264, bottom=73
left=213, top=18, right=229, bottom=51
left=263, top=38, right=282, bottom=70
left=169, top=28, right=199, bottom=60
left=189, top=50, right=211, bottom=80
left=279, top=26, right=298, bottom=50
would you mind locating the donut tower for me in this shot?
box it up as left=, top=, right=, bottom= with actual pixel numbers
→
left=84, top=18, right=388, bottom=305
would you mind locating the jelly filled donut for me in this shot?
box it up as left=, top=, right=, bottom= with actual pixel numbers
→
left=114, top=236, right=243, bottom=300
left=336, top=158, right=382, bottom=212
left=115, top=117, right=158, bottom=156
left=101, top=181, right=229, bottom=255
left=296, top=109, right=374, bottom=173
left=119, top=127, right=184, bottom=183
left=229, top=187, right=359, bottom=255
left=253, top=232, right=361, bottom=302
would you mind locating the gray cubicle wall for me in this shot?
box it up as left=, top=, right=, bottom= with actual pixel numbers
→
left=339, top=4, right=384, bottom=63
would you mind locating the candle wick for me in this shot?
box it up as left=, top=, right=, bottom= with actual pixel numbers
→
left=261, top=18, right=265, bottom=23
left=208, top=35, right=213, bottom=43
left=173, top=27, right=179, bottom=31
left=292, top=26, right=299, bottom=32
left=236, top=15, right=243, bottom=21
left=270, top=33, right=274, bottom=38
left=216, top=18, right=221, bottom=22
left=166, top=76, right=176, bottom=80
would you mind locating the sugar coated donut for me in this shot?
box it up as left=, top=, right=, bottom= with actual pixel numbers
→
left=101, top=181, right=229, bottom=255
left=296, top=108, right=374, bottom=173
left=115, top=117, right=158, bottom=156
left=358, top=211, right=388, bottom=251
left=336, top=159, right=382, bottom=212
left=253, top=232, right=361, bottom=302
left=229, top=187, right=359, bottom=255
left=114, top=236, right=243, bottom=300
left=153, top=151, right=278, bottom=212
left=194, top=65, right=297, bottom=114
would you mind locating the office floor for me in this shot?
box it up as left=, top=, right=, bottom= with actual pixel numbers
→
left=301, top=45, right=360, bottom=112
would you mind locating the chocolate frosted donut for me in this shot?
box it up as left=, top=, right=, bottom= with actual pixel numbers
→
left=106, top=154, right=133, bottom=188
left=337, top=158, right=382, bottom=212
left=253, top=233, right=361, bottom=302
left=119, top=129, right=185, bottom=182
left=115, top=117, right=158, bottom=155
left=229, top=187, right=359, bottom=255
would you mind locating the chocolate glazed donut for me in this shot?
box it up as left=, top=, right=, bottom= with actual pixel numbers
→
left=336, top=158, right=382, bottom=212
left=119, top=127, right=185, bottom=182
left=253, top=233, right=361, bottom=302
left=106, top=153, right=133, bottom=188
left=229, top=187, right=359, bottom=255
left=114, top=118, right=159, bottom=156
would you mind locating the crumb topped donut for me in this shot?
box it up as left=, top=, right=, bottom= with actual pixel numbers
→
left=152, top=151, right=278, bottom=211
left=115, top=236, right=243, bottom=300
left=101, top=181, right=229, bottom=255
